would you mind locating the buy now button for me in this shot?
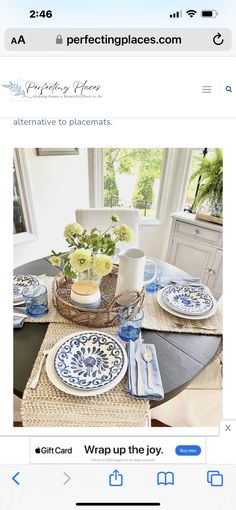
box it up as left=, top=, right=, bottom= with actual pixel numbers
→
left=175, top=445, right=201, bottom=456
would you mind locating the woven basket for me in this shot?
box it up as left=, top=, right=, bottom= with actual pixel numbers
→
left=52, top=267, right=145, bottom=327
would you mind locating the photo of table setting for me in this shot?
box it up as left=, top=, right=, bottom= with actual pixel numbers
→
left=13, top=215, right=222, bottom=428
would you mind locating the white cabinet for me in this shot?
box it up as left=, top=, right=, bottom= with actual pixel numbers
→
left=169, top=235, right=216, bottom=280
left=167, top=213, right=222, bottom=299
left=205, top=249, right=223, bottom=300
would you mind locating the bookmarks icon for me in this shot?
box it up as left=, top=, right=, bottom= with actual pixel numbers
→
left=157, top=471, right=175, bottom=485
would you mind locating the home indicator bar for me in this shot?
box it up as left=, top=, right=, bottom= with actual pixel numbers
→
left=75, top=504, right=161, bottom=507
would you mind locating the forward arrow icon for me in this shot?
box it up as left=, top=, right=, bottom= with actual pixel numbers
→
left=63, top=472, right=71, bottom=485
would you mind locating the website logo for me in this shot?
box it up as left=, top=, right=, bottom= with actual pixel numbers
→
left=1, top=79, right=102, bottom=99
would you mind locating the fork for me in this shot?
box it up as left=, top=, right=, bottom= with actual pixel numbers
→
left=30, top=349, right=51, bottom=389
left=172, top=321, right=217, bottom=331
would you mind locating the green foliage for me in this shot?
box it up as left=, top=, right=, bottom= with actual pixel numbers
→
left=63, top=263, right=77, bottom=279
left=132, top=164, right=155, bottom=207
left=103, top=148, right=163, bottom=212
left=191, top=149, right=223, bottom=217
left=104, top=150, right=119, bottom=207
left=50, top=216, right=132, bottom=277
left=64, top=227, right=117, bottom=256
left=132, top=150, right=163, bottom=210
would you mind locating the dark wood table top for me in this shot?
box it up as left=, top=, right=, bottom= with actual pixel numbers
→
left=14, top=257, right=222, bottom=408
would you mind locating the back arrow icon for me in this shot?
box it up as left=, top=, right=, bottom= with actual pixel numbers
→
left=213, top=32, right=224, bottom=45
left=63, top=472, right=71, bottom=485
left=12, top=472, right=20, bottom=485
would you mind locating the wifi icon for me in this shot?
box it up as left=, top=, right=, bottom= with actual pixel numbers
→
left=186, top=9, right=197, bottom=17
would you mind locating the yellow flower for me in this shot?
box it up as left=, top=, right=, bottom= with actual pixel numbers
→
left=49, top=255, right=61, bottom=267
left=114, top=224, right=134, bottom=242
left=64, top=223, right=84, bottom=238
left=69, top=248, right=91, bottom=272
left=93, top=254, right=113, bottom=277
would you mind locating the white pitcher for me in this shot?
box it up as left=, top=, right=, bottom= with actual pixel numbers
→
left=116, top=248, right=157, bottom=304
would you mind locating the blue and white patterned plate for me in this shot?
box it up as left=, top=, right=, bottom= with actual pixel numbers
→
left=162, top=285, right=213, bottom=315
left=54, top=331, right=126, bottom=390
left=13, top=275, right=39, bottom=302
left=13, top=285, right=23, bottom=302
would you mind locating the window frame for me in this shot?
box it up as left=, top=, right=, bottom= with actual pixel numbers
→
left=89, top=147, right=171, bottom=224
left=13, top=148, right=37, bottom=245
left=88, top=148, right=195, bottom=226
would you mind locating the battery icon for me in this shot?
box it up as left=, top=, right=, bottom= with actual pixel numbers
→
left=201, top=10, right=218, bottom=17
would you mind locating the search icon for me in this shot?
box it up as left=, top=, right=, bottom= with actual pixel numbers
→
left=226, top=85, right=232, bottom=92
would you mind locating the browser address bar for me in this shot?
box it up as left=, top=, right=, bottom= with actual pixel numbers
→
left=5, top=28, right=231, bottom=51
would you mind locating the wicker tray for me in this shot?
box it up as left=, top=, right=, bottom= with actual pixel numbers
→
left=52, top=267, right=145, bottom=327
left=196, top=212, right=223, bottom=225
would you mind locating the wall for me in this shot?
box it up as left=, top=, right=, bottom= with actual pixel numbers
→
left=14, top=148, right=192, bottom=268
left=14, top=148, right=89, bottom=267
left=139, top=149, right=192, bottom=260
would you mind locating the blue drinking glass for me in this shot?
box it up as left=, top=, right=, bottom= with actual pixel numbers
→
left=145, top=266, right=163, bottom=293
left=22, top=284, right=48, bottom=318
left=118, top=307, right=144, bottom=342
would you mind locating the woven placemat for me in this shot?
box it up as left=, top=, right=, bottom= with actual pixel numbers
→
left=25, top=277, right=222, bottom=335
left=21, top=323, right=150, bottom=427
left=25, top=276, right=70, bottom=324
left=143, top=293, right=222, bottom=335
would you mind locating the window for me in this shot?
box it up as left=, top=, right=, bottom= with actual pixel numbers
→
left=103, top=148, right=165, bottom=219
left=13, top=160, right=27, bottom=234
left=13, top=149, right=37, bottom=242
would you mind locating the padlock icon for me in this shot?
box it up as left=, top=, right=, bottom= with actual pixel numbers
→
left=56, top=34, right=63, bottom=44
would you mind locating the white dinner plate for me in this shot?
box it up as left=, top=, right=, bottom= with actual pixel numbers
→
left=157, top=287, right=218, bottom=320
left=13, top=299, right=25, bottom=306
left=54, top=330, right=126, bottom=390
left=46, top=334, right=128, bottom=397
left=13, top=275, right=39, bottom=306
left=161, top=284, right=213, bottom=315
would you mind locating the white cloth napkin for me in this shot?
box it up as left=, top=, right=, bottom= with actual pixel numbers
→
left=161, top=276, right=202, bottom=287
left=13, top=312, right=27, bottom=328
left=128, top=342, right=164, bottom=400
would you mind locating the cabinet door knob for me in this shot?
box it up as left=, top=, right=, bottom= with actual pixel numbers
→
left=206, top=268, right=216, bottom=275
left=195, top=229, right=200, bottom=234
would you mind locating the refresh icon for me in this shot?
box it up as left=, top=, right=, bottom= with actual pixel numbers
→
left=213, top=32, right=224, bottom=46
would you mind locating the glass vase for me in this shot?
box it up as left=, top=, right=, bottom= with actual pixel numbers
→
left=76, top=269, right=101, bottom=284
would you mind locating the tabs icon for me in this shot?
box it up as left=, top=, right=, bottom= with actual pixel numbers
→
left=207, top=471, right=224, bottom=487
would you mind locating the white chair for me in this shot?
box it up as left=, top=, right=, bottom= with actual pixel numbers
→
left=151, top=296, right=223, bottom=427
left=151, top=360, right=223, bottom=426
left=75, top=208, right=141, bottom=251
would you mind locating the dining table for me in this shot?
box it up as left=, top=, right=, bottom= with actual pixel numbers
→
left=14, top=255, right=222, bottom=413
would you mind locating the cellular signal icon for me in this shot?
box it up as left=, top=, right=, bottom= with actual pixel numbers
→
left=186, top=9, right=197, bottom=17
left=170, top=11, right=182, bottom=18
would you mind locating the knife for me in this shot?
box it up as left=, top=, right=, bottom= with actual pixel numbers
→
left=134, top=344, right=144, bottom=396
